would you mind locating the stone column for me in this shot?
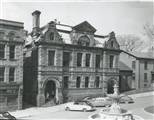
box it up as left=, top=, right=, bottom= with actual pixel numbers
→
left=103, top=51, right=108, bottom=68
left=82, top=53, right=86, bottom=67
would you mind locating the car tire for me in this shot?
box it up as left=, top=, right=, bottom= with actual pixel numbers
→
left=83, top=108, right=87, bottom=112
left=65, top=107, right=70, bottom=111
left=105, top=104, right=111, bottom=107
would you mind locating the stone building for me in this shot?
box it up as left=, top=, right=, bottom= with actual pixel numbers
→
left=0, top=19, right=24, bottom=111
left=23, top=10, right=121, bottom=107
left=120, top=51, right=154, bottom=89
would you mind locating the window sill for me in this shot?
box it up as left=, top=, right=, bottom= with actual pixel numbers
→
left=0, top=58, right=7, bottom=60
left=9, top=59, right=17, bottom=61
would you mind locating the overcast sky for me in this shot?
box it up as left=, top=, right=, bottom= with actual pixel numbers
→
left=1, top=0, right=153, bottom=38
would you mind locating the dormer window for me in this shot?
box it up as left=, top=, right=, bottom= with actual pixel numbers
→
left=8, top=32, right=15, bottom=41
left=50, top=32, right=54, bottom=40
left=111, top=41, right=114, bottom=48
left=0, top=31, right=5, bottom=40
left=78, top=36, right=90, bottom=46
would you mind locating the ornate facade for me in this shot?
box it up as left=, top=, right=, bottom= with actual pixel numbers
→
left=0, top=19, right=24, bottom=111
left=23, top=10, right=121, bottom=107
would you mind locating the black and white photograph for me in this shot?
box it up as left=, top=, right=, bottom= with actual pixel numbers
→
left=0, top=0, right=154, bottom=120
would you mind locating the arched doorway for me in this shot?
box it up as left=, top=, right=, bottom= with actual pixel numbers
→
left=44, top=81, right=56, bottom=102
left=107, top=79, right=115, bottom=94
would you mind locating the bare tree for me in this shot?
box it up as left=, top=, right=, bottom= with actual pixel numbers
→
left=143, top=23, right=154, bottom=41
left=117, top=34, right=143, bottom=52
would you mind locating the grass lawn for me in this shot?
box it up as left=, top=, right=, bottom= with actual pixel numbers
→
left=144, top=106, right=154, bottom=114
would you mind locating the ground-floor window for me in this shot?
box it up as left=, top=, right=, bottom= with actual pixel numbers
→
left=0, top=67, right=5, bottom=82
left=151, top=74, right=154, bottom=83
left=63, top=76, right=69, bottom=88
left=85, top=77, right=89, bottom=88
left=94, top=76, right=100, bottom=88
left=76, top=76, right=81, bottom=88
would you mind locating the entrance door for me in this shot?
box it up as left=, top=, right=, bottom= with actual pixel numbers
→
left=44, top=81, right=56, bottom=102
left=107, top=79, right=114, bottom=94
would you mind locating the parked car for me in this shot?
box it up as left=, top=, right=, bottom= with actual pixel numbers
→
left=0, top=112, right=16, bottom=120
left=85, top=97, right=112, bottom=107
left=65, top=101, right=94, bottom=112
left=119, top=95, right=134, bottom=104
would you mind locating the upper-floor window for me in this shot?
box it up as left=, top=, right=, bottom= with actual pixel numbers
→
left=8, top=32, right=15, bottom=41
left=9, top=45, right=15, bottom=59
left=96, top=55, right=101, bottom=68
left=94, top=76, right=100, bottom=88
left=85, top=77, right=89, bottom=88
left=76, top=76, right=81, bottom=88
left=63, top=52, right=70, bottom=67
left=144, top=73, right=148, bottom=82
left=0, top=44, right=5, bottom=59
left=144, top=61, right=148, bottom=70
left=132, top=61, right=136, bottom=69
left=0, top=67, right=5, bottom=82
left=63, top=76, right=69, bottom=88
left=78, top=36, right=90, bottom=46
left=85, top=53, right=90, bottom=67
left=77, top=53, right=82, bottom=67
left=50, top=32, right=54, bottom=40
left=48, top=50, right=55, bottom=66
left=9, top=67, right=15, bottom=82
left=109, top=55, right=114, bottom=68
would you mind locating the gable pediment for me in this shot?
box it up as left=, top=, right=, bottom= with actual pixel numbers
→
left=73, top=21, right=96, bottom=33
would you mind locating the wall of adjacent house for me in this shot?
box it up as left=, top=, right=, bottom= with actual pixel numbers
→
left=0, top=20, right=24, bottom=112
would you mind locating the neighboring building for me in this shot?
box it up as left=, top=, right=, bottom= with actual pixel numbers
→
left=119, top=61, right=133, bottom=92
left=120, top=51, right=154, bottom=89
left=23, top=10, right=121, bottom=107
left=0, top=19, right=24, bottom=111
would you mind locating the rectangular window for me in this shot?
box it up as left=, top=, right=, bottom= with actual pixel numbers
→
left=76, top=76, right=81, bottom=88
left=85, top=77, right=89, bottom=88
left=109, top=55, right=114, bottom=68
left=48, top=50, right=55, bottom=66
left=85, top=53, right=90, bottom=67
left=96, top=55, right=101, bottom=68
left=77, top=53, right=82, bottom=67
left=63, top=52, right=70, bottom=67
left=9, top=45, right=15, bottom=59
left=151, top=74, right=154, bottom=83
left=0, top=67, right=5, bottom=82
left=50, top=32, right=54, bottom=40
left=63, top=76, right=69, bottom=88
left=9, top=67, right=15, bottom=82
left=144, top=73, right=148, bottom=82
left=144, top=61, right=148, bottom=70
left=95, top=76, right=100, bottom=88
left=0, top=44, right=5, bottom=59
left=132, top=61, right=136, bottom=69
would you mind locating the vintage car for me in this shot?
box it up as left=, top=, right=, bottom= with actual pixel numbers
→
left=65, top=101, right=94, bottom=112
left=119, top=95, right=134, bottom=104
left=84, top=97, right=112, bottom=107
left=0, top=112, right=16, bottom=120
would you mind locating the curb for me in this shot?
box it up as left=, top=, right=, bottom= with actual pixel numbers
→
left=10, top=103, right=66, bottom=118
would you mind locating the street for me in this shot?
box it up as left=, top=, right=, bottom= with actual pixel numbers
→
left=21, top=95, right=154, bottom=120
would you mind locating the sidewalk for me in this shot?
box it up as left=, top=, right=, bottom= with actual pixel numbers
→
left=129, top=91, right=154, bottom=98
left=10, top=103, right=66, bottom=119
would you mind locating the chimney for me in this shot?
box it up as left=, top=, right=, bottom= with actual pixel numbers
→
left=32, top=10, right=41, bottom=33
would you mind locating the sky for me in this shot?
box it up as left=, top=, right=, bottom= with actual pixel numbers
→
left=0, top=0, right=154, bottom=38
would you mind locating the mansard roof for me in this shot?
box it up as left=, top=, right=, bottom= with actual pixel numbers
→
left=72, top=21, right=96, bottom=33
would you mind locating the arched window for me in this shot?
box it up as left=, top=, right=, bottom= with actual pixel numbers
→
left=111, top=41, right=114, bottom=48
left=78, top=36, right=90, bottom=46
left=95, top=76, right=100, bottom=88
